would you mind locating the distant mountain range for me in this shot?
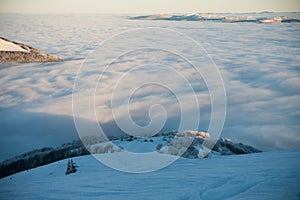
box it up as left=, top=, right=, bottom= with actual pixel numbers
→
left=130, top=13, right=300, bottom=23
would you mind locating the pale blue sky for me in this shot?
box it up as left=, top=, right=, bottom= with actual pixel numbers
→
left=0, top=0, right=299, bottom=14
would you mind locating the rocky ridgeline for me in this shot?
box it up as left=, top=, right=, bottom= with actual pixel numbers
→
left=155, top=131, right=261, bottom=158
left=0, top=37, right=60, bottom=63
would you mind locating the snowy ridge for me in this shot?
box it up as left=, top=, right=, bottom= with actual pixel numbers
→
left=130, top=13, right=300, bottom=23
left=0, top=131, right=261, bottom=179
left=0, top=37, right=60, bottom=63
left=0, top=38, right=29, bottom=52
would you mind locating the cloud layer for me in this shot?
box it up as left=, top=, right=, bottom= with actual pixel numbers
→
left=0, top=13, right=299, bottom=160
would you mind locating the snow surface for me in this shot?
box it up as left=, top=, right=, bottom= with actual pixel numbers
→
left=0, top=38, right=29, bottom=52
left=0, top=13, right=300, bottom=161
left=0, top=150, right=299, bottom=200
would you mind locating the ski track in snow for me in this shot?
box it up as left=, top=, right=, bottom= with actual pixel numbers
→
left=0, top=150, right=300, bottom=200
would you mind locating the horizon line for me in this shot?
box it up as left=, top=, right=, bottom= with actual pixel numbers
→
left=0, top=10, right=299, bottom=15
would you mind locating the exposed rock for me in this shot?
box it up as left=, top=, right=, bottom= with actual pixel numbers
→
left=220, top=141, right=262, bottom=155
left=210, top=138, right=261, bottom=155
left=157, top=132, right=261, bottom=158
left=156, top=144, right=163, bottom=151
left=182, top=145, right=199, bottom=159
left=0, top=37, right=60, bottom=63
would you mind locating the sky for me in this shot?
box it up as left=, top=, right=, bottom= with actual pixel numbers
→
left=0, top=0, right=299, bottom=14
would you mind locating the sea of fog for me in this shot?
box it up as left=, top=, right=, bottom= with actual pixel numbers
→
left=0, top=13, right=299, bottom=161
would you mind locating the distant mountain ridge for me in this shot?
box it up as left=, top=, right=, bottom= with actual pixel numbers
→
left=130, top=13, right=300, bottom=23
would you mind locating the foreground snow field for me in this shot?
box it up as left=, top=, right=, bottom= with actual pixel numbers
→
left=0, top=150, right=299, bottom=200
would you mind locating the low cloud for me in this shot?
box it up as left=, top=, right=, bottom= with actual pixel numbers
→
left=0, top=14, right=299, bottom=159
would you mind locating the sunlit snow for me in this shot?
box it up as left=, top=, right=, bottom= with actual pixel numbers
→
left=0, top=38, right=29, bottom=52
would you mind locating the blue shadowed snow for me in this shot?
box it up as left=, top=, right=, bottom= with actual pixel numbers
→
left=0, top=150, right=299, bottom=200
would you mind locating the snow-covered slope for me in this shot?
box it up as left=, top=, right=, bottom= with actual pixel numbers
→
left=0, top=131, right=261, bottom=178
left=0, top=38, right=29, bottom=52
left=0, top=150, right=299, bottom=200
left=0, top=37, right=60, bottom=63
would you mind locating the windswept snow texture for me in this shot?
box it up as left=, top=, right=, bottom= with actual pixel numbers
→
left=0, top=13, right=300, bottom=161
left=131, top=12, right=300, bottom=23
left=0, top=150, right=299, bottom=200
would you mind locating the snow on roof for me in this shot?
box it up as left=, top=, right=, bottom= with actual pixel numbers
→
left=0, top=38, right=29, bottom=52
